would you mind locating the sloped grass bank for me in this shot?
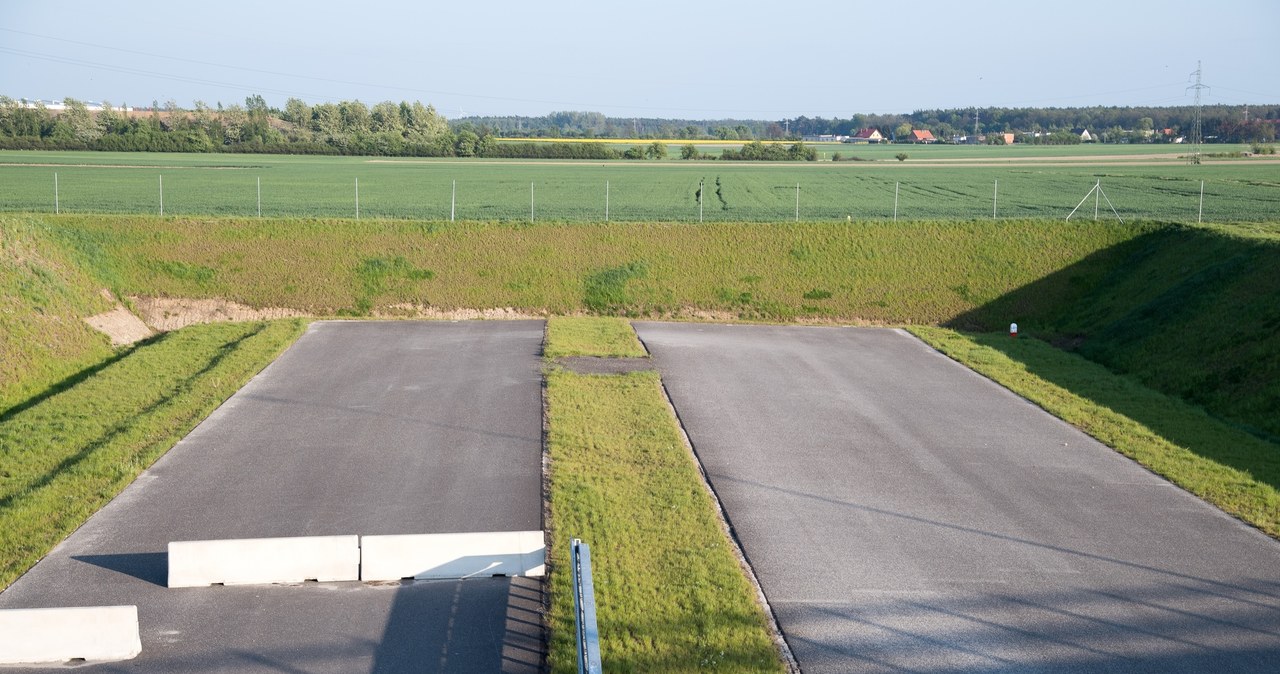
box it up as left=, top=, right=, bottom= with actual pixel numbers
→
left=31, top=214, right=1142, bottom=322
left=950, top=222, right=1280, bottom=440
left=0, top=215, right=116, bottom=414
left=0, top=319, right=306, bottom=590
left=911, top=327, right=1280, bottom=538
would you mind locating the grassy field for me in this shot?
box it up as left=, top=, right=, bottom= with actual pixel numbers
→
left=0, top=319, right=306, bottom=590
left=545, top=365, right=784, bottom=673
left=2, top=150, right=1277, bottom=222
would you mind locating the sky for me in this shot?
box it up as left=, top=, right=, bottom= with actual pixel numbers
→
left=3, top=0, right=1277, bottom=120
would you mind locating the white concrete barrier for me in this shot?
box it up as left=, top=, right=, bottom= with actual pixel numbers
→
left=0, top=605, right=141, bottom=664
left=361, top=530, right=546, bottom=581
left=168, top=535, right=360, bottom=588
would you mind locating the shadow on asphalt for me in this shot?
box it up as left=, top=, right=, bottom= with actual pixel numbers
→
left=72, top=551, right=167, bottom=586
left=370, top=576, right=545, bottom=674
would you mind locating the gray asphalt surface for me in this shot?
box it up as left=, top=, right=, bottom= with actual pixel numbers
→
left=0, top=320, right=546, bottom=673
left=634, top=322, right=1280, bottom=674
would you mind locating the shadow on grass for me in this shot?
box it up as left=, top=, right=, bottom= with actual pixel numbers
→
left=0, top=333, right=163, bottom=423
left=944, top=224, right=1280, bottom=484
left=0, top=325, right=264, bottom=512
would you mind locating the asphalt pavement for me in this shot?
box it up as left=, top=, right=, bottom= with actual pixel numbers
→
left=634, top=322, right=1280, bottom=674
left=0, top=320, right=547, bottom=673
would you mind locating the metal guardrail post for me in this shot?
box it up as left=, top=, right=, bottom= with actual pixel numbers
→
left=571, top=538, right=603, bottom=674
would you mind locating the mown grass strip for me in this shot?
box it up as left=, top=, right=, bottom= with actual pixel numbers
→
left=909, top=326, right=1280, bottom=538
left=0, top=319, right=307, bottom=590
left=545, top=368, right=785, bottom=673
left=544, top=317, right=648, bottom=359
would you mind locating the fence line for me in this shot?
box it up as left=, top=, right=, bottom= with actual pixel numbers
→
left=9, top=171, right=1276, bottom=224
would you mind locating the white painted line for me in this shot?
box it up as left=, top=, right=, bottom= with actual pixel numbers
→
left=360, top=530, right=546, bottom=581
left=0, top=605, right=141, bottom=665
left=168, top=535, right=360, bottom=587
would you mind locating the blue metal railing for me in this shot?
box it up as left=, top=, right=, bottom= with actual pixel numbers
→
left=571, top=538, right=602, bottom=674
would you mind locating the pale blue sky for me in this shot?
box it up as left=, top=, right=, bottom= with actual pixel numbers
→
left=3, top=0, right=1276, bottom=118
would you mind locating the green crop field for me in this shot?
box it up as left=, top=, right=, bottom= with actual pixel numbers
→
left=1, top=150, right=1277, bottom=222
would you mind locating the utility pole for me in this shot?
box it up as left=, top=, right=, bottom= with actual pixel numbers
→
left=1187, top=61, right=1209, bottom=165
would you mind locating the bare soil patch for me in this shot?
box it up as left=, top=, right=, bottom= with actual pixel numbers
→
left=83, top=305, right=154, bottom=346
left=130, top=296, right=307, bottom=331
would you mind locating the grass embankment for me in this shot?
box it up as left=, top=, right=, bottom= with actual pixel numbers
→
left=27, top=214, right=1142, bottom=322
left=545, top=319, right=784, bottom=673
left=952, top=222, right=1280, bottom=440
left=12, top=212, right=1277, bottom=445
left=0, top=319, right=306, bottom=590
left=911, top=327, right=1280, bottom=537
left=0, top=215, right=117, bottom=413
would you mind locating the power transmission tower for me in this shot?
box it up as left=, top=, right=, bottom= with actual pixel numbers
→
left=973, top=108, right=980, bottom=143
left=1187, top=61, right=1210, bottom=165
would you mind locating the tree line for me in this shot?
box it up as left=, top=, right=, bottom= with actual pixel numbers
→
left=3, top=96, right=1274, bottom=158
left=463, top=105, right=1277, bottom=144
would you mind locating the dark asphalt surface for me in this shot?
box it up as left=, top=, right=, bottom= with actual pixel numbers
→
left=634, top=322, right=1280, bottom=674
left=0, top=320, right=546, bottom=673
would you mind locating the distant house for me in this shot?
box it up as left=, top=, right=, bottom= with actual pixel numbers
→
left=1072, top=128, right=1094, bottom=142
left=999, top=133, right=1015, bottom=145
left=847, top=128, right=884, bottom=144
left=910, top=129, right=936, bottom=144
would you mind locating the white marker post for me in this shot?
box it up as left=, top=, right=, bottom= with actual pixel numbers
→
left=355, top=178, right=360, bottom=220
left=257, top=176, right=261, bottom=217
left=605, top=180, right=609, bottom=222
left=53, top=172, right=59, bottom=214
left=1198, top=180, right=1205, bottom=224
left=993, top=179, right=998, bottom=218
left=451, top=180, right=456, bottom=222
left=1010, top=322, right=1018, bottom=338
left=795, top=182, right=800, bottom=222
left=159, top=175, right=164, bottom=216
left=530, top=181, right=535, bottom=222
left=893, top=182, right=899, bottom=222
left=698, top=179, right=704, bottom=223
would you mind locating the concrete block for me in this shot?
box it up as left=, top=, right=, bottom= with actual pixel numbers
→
left=0, top=605, right=141, bottom=664
left=168, top=535, right=360, bottom=587
left=360, top=530, right=545, bottom=581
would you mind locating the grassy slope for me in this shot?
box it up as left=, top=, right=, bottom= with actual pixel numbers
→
left=32, top=214, right=1142, bottom=321
left=0, top=319, right=306, bottom=589
left=16, top=212, right=1276, bottom=438
left=951, top=222, right=1280, bottom=439
left=0, top=215, right=115, bottom=413
left=545, top=368, right=784, bottom=673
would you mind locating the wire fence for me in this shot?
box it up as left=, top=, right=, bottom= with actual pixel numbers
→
left=4, top=166, right=1278, bottom=223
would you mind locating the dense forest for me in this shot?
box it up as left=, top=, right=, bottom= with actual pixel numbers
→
left=1, top=95, right=1275, bottom=159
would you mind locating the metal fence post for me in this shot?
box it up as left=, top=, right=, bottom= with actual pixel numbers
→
left=572, top=538, right=602, bottom=674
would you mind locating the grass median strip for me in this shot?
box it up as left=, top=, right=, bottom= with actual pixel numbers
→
left=0, top=319, right=307, bottom=590
left=909, top=326, right=1280, bottom=539
left=545, top=318, right=785, bottom=672
left=544, top=316, right=648, bottom=359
